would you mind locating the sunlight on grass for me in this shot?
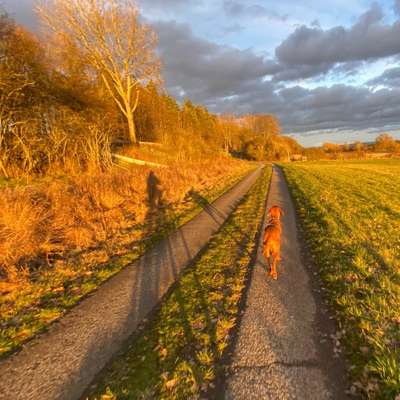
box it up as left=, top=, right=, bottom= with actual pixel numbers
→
left=281, top=160, right=400, bottom=399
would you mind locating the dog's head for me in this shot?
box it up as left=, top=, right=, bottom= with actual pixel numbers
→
left=268, top=205, right=284, bottom=219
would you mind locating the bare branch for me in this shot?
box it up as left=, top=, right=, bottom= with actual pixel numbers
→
left=36, top=0, right=160, bottom=143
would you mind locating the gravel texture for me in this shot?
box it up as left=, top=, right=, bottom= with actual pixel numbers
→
left=0, top=167, right=262, bottom=400
left=225, top=166, right=349, bottom=400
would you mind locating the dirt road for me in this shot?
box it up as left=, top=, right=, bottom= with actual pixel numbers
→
left=0, top=167, right=262, bottom=400
left=225, top=166, right=349, bottom=399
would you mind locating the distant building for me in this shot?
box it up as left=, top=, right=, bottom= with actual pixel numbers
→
left=291, top=154, right=307, bottom=161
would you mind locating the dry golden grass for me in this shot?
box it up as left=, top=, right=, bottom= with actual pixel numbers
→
left=0, top=155, right=254, bottom=356
left=0, top=157, right=250, bottom=280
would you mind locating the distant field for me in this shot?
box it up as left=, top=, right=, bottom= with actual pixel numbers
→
left=281, top=160, right=400, bottom=399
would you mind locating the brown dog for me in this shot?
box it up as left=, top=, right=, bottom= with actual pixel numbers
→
left=262, top=205, right=284, bottom=280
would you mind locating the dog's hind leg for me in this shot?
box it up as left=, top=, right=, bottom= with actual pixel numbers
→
left=270, top=251, right=279, bottom=280
left=263, top=247, right=272, bottom=274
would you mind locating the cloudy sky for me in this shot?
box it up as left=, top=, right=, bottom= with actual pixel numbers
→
left=2, top=0, right=400, bottom=146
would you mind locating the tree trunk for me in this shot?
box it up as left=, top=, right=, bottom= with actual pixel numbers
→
left=126, top=110, right=137, bottom=145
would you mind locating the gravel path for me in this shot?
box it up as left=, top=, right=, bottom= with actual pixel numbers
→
left=225, top=166, right=349, bottom=400
left=0, top=167, right=262, bottom=400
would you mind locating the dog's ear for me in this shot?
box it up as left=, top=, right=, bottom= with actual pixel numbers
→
left=279, top=207, right=284, bottom=217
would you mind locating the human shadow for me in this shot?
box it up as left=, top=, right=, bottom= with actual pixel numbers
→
left=147, top=170, right=162, bottom=211
left=132, top=171, right=178, bottom=320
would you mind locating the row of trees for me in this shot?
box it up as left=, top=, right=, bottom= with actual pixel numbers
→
left=372, top=133, right=400, bottom=153
left=135, top=89, right=298, bottom=160
left=304, top=134, right=400, bottom=160
left=0, top=0, right=299, bottom=177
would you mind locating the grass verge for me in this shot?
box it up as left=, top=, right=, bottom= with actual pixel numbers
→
left=0, top=161, right=256, bottom=358
left=280, top=160, right=400, bottom=399
left=84, top=166, right=271, bottom=399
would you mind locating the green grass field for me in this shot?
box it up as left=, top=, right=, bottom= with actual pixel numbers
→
left=85, top=166, right=271, bottom=399
left=281, top=160, right=400, bottom=399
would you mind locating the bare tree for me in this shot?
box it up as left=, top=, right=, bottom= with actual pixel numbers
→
left=36, top=0, right=161, bottom=144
